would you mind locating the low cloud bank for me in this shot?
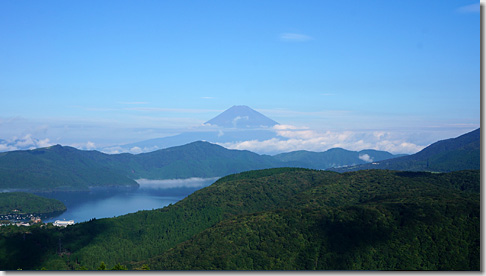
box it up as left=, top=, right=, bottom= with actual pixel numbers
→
left=218, top=125, right=425, bottom=155
left=136, top=177, right=220, bottom=190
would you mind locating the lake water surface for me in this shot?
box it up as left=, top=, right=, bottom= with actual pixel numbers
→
left=35, top=177, right=219, bottom=223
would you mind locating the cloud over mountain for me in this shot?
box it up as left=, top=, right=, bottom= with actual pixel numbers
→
left=0, top=134, right=52, bottom=152
left=219, top=125, right=424, bottom=155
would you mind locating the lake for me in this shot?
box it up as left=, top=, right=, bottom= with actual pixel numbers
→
left=34, top=177, right=220, bottom=224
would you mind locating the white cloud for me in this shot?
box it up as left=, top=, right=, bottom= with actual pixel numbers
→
left=86, top=141, right=96, bottom=150
left=68, top=141, right=97, bottom=151
left=129, top=146, right=143, bottom=154
left=14, top=134, right=36, bottom=148
left=101, top=146, right=123, bottom=154
left=0, top=144, right=17, bottom=152
left=101, top=145, right=161, bottom=155
left=273, top=124, right=309, bottom=130
left=232, top=116, right=249, bottom=127
left=37, top=138, right=52, bottom=148
left=136, top=177, right=220, bottom=189
left=219, top=126, right=425, bottom=155
left=0, top=134, right=54, bottom=152
left=280, top=33, right=313, bottom=42
left=359, top=154, right=373, bottom=162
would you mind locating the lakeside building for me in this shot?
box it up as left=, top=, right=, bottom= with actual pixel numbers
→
left=53, top=220, right=75, bottom=227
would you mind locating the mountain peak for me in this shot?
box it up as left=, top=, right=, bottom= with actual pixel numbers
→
left=205, top=106, right=278, bottom=129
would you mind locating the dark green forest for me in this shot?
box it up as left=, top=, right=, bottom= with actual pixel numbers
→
left=0, top=168, right=479, bottom=270
left=0, top=192, right=66, bottom=216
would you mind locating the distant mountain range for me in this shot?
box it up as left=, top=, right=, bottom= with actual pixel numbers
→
left=111, top=129, right=279, bottom=154
left=0, top=128, right=480, bottom=192
left=0, top=140, right=404, bottom=192
left=330, top=128, right=480, bottom=173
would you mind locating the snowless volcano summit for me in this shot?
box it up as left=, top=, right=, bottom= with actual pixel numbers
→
left=205, top=105, right=279, bottom=129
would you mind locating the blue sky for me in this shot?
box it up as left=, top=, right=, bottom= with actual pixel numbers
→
left=0, top=0, right=480, bottom=154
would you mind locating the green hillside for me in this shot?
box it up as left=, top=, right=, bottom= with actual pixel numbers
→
left=0, top=142, right=285, bottom=191
left=128, top=141, right=284, bottom=179
left=0, top=192, right=66, bottom=216
left=144, top=169, right=479, bottom=270
left=0, top=168, right=478, bottom=270
left=0, top=145, right=138, bottom=191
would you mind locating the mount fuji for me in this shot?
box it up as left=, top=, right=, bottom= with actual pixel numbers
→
left=205, top=105, right=278, bottom=128
left=103, top=106, right=283, bottom=154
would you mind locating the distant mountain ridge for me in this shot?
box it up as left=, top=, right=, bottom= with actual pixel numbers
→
left=330, top=128, right=480, bottom=172
left=129, top=141, right=283, bottom=179
left=274, top=148, right=406, bottom=170
left=0, top=142, right=284, bottom=191
left=0, top=128, right=478, bottom=191
left=0, top=141, right=400, bottom=192
left=114, top=129, right=279, bottom=154
left=0, top=145, right=139, bottom=192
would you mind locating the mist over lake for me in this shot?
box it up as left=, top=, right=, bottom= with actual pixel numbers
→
left=136, top=177, right=220, bottom=189
left=37, top=177, right=219, bottom=223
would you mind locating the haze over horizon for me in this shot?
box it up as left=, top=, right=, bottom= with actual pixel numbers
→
left=0, top=1, right=480, bottom=155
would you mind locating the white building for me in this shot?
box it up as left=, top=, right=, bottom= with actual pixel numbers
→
left=53, top=220, right=75, bottom=227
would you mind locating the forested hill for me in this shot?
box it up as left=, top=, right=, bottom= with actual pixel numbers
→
left=0, top=145, right=138, bottom=191
left=331, top=128, right=480, bottom=173
left=0, top=141, right=400, bottom=191
left=128, top=141, right=282, bottom=179
left=0, top=168, right=478, bottom=270
left=0, top=141, right=286, bottom=191
left=0, top=192, right=66, bottom=216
